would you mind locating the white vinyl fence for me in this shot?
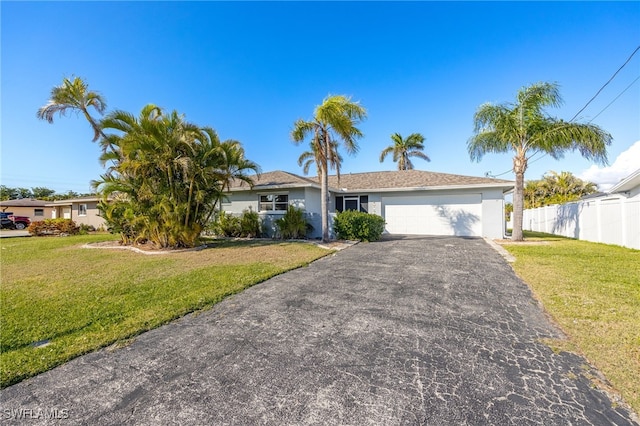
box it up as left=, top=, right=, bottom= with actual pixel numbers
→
left=522, top=195, right=640, bottom=250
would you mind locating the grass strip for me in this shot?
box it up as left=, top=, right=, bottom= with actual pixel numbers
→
left=0, top=235, right=332, bottom=387
left=500, top=232, right=640, bottom=414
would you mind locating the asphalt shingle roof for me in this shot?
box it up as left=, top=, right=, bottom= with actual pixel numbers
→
left=230, top=171, right=318, bottom=189
left=231, top=170, right=513, bottom=191
left=325, top=170, right=513, bottom=190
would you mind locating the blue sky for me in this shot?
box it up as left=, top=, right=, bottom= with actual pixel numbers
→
left=2, top=1, right=639, bottom=194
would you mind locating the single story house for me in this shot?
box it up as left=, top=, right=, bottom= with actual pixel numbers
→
left=608, top=168, right=640, bottom=198
left=224, top=170, right=514, bottom=239
left=46, top=196, right=106, bottom=229
left=0, top=198, right=53, bottom=221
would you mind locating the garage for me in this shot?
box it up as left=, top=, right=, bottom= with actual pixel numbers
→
left=382, top=194, right=483, bottom=236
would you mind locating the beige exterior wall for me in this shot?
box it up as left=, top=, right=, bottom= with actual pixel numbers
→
left=1, top=206, right=53, bottom=221
left=50, top=201, right=106, bottom=229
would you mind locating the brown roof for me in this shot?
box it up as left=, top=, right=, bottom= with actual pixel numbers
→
left=325, top=170, right=513, bottom=191
left=230, top=171, right=319, bottom=190
left=230, top=170, right=513, bottom=192
left=0, top=198, right=49, bottom=207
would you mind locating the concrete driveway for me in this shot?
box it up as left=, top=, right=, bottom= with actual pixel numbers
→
left=1, top=236, right=636, bottom=425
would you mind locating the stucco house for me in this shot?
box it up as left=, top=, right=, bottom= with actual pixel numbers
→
left=224, top=170, right=514, bottom=239
left=46, top=196, right=106, bottom=229
left=0, top=198, right=53, bottom=221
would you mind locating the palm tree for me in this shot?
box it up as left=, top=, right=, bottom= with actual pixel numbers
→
left=379, top=133, right=430, bottom=170
left=291, top=95, right=367, bottom=242
left=468, top=82, right=611, bottom=241
left=37, top=76, right=107, bottom=143
left=93, top=104, right=259, bottom=248
left=297, top=140, right=343, bottom=176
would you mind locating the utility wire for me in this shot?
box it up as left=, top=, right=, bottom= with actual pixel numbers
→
left=485, top=45, right=640, bottom=179
left=588, top=75, right=640, bottom=122
left=569, top=45, right=640, bottom=122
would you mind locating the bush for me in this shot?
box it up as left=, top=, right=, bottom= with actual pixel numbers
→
left=213, top=210, right=262, bottom=238
left=239, top=209, right=261, bottom=238
left=333, top=210, right=385, bottom=242
left=275, top=206, right=312, bottom=239
left=28, top=219, right=79, bottom=236
left=78, top=224, right=96, bottom=235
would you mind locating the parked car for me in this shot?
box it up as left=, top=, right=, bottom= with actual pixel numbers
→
left=0, top=217, right=17, bottom=230
left=0, top=212, right=31, bottom=230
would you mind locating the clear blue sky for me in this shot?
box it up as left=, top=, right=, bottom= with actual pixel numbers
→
left=2, top=1, right=639, bottom=194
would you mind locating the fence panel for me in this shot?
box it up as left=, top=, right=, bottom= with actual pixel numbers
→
left=522, top=196, right=639, bottom=250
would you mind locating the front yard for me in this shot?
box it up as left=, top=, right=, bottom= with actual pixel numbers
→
left=0, top=235, right=332, bottom=387
left=500, top=232, right=640, bottom=415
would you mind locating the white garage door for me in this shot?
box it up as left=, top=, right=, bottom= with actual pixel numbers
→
left=383, top=194, right=482, bottom=236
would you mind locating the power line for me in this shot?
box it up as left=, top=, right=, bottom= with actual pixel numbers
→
left=569, top=45, right=640, bottom=122
left=588, top=75, right=640, bottom=122
left=484, top=46, right=640, bottom=179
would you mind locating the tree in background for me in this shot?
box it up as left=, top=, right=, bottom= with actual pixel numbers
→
left=0, top=186, right=89, bottom=201
left=524, top=171, right=597, bottom=209
left=37, top=76, right=107, bottom=143
left=379, top=132, right=430, bottom=170
left=31, top=187, right=57, bottom=199
left=291, top=95, right=367, bottom=242
left=468, top=82, right=611, bottom=241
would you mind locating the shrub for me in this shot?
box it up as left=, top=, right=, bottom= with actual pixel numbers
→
left=275, top=206, right=312, bottom=239
left=27, top=219, right=79, bottom=236
left=78, top=224, right=96, bottom=235
left=239, top=209, right=261, bottom=238
left=333, top=210, right=385, bottom=242
left=213, top=210, right=262, bottom=238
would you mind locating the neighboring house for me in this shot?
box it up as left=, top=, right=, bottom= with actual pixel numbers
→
left=523, top=168, right=640, bottom=249
left=224, top=170, right=514, bottom=239
left=46, top=196, right=106, bottom=229
left=0, top=198, right=53, bottom=221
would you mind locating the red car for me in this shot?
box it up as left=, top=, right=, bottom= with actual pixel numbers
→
left=0, top=212, right=31, bottom=230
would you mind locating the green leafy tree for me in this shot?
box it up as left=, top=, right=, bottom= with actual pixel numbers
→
left=31, top=187, right=57, bottom=200
left=15, top=188, right=33, bottom=199
left=93, top=104, right=257, bottom=248
left=0, top=185, right=18, bottom=200
left=37, top=76, right=107, bottom=143
left=468, top=82, right=611, bottom=241
left=292, top=95, right=367, bottom=242
left=524, top=171, right=597, bottom=208
left=379, top=132, right=430, bottom=170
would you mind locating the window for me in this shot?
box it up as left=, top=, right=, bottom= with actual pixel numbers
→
left=78, top=204, right=87, bottom=216
left=335, top=195, right=368, bottom=213
left=259, top=194, right=288, bottom=212
left=34, top=209, right=44, bottom=217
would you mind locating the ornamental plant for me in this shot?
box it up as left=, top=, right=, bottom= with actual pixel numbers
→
left=333, top=210, right=385, bottom=242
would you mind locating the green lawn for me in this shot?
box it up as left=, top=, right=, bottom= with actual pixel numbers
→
left=500, top=232, right=640, bottom=414
left=0, top=235, right=332, bottom=388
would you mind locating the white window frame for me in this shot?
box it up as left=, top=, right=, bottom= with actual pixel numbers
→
left=78, top=204, right=87, bottom=216
left=259, top=193, right=289, bottom=212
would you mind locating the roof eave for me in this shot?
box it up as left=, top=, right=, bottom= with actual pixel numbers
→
left=332, top=182, right=515, bottom=193
left=231, top=183, right=322, bottom=191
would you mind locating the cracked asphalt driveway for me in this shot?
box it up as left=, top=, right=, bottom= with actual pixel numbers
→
left=1, top=236, right=637, bottom=425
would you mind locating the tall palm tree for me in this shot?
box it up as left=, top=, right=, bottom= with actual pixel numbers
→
left=297, top=139, right=343, bottom=176
left=379, top=132, right=430, bottom=170
left=37, top=76, right=107, bottom=143
left=468, top=82, right=611, bottom=241
left=291, top=95, right=367, bottom=242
